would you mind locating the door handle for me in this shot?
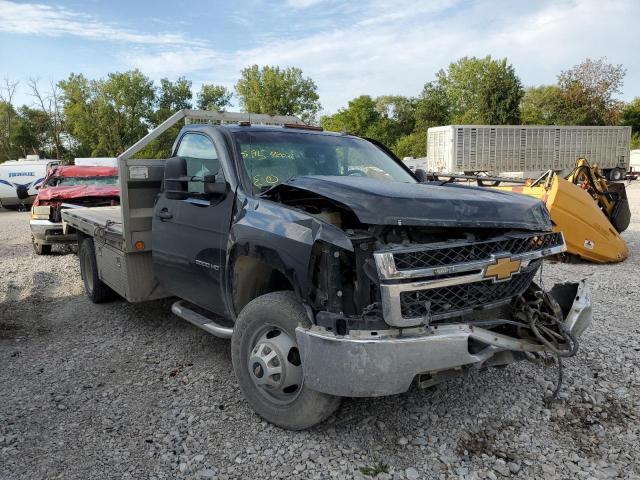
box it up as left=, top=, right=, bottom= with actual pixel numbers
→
left=157, top=208, right=173, bottom=220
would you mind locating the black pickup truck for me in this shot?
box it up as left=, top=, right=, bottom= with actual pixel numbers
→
left=62, top=110, right=592, bottom=430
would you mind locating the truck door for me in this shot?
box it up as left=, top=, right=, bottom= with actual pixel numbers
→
left=152, top=132, right=233, bottom=315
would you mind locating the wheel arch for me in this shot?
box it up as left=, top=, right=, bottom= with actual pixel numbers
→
left=227, top=244, right=303, bottom=317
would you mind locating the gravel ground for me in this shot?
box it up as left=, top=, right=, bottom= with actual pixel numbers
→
left=1, top=184, right=640, bottom=480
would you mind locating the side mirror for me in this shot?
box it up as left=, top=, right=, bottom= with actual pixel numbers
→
left=414, top=168, right=428, bottom=182
left=414, top=169, right=439, bottom=183
left=203, top=174, right=227, bottom=196
left=164, top=156, right=188, bottom=200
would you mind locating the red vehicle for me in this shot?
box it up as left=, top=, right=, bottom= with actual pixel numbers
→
left=30, top=165, right=119, bottom=254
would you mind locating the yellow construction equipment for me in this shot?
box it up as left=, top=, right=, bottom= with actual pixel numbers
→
left=420, top=159, right=630, bottom=263
left=491, top=159, right=629, bottom=263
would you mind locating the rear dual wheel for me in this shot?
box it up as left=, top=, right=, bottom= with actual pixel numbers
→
left=231, top=291, right=341, bottom=430
left=79, top=238, right=116, bottom=303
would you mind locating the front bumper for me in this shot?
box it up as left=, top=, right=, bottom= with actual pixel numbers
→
left=297, top=280, right=592, bottom=397
left=30, top=219, right=76, bottom=244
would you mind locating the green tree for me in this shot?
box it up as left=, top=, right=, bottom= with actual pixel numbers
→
left=157, top=76, right=192, bottom=113
left=436, top=56, right=523, bottom=124
left=0, top=80, right=19, bottom=160
left=393, top=132, right=426, bottom=159
left=556, top=57, right=625, bottom=125
left=414, top=81, right=450, bottom=131
left=322, top=96, right=380, bottom=135
left=57, top=73, right=96, bottom=157
left=623, top=98, right=640, bottom=149
left=0, top=102, right=57, bottom=161
left=321, top=95, right=419, bottom=156
left=98, top=70, right=155, bottom=154
left=520, top=85, right=564, bottom=124
left=321, top=95, right=393, bottom=142
left=26, top=78, right=68, bottom=160
left=140, top=77, right=193, bottom=158
left=13, top=106, right=51, bottom=158
left=59, top=70, right=156, bottom=157
left=0, top=101, right=19, bottom=160
left=197, top=84, right=232, bottom=111
left=235, top=65, right=320, bottom=124
left=375, top=95, right=417, bottom=137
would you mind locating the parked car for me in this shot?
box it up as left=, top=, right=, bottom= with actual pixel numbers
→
left=30, top=165, right=119, bottom=254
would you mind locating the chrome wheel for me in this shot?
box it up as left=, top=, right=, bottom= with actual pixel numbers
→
left=247, top=326, right=302, bottom=404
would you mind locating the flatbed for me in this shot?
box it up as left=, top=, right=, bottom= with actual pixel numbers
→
left=63, top=205, right=123, bottom=240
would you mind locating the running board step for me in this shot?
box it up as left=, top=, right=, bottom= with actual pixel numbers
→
left=171, top=300, right=233, bottom=339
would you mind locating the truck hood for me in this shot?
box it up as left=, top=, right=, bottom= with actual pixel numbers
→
left=265, top=176, right=552, bottom=230
left=35, top=185, right=120, bottom=202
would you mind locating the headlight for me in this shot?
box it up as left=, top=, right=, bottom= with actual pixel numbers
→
left=31, top=205, right=51, bottom=220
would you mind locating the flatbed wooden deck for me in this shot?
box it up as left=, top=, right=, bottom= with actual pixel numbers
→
left=62, top=205, right=123, bottom=243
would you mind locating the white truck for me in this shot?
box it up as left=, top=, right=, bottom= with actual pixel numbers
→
left=0, top=156, right=60, bottom=209
left=427, top=125, right=631, bottom=181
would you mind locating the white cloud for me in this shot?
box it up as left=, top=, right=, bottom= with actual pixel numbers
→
left=0, top=0, right=196, bottom=45
left=285, top=0, right=327, bottom=9
left=119, top=46, right=222, bottom=77
left=2, top=0, right=638, bottom=113
left=224, top=0, right=640, bottom=112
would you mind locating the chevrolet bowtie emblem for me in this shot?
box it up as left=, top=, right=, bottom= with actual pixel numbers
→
left=484, top=257, right=521, bottom=281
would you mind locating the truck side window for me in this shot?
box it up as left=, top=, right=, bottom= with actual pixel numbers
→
left=176, top=133, right=221, bottom=193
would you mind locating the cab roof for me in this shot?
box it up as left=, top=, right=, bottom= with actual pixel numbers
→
left=185, top=123, right=353, bottom=138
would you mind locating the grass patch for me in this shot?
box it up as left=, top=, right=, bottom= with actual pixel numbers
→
left=360, top=461, right=389, bottom=477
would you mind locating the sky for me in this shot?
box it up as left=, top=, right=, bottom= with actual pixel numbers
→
left=0, top=0, right=638, bottom=114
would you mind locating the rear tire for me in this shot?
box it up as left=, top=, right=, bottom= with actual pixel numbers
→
left=608, top=168, right=624, bottom=182
left=470, top=171, right=501, bottom=187
left=32, top=236, right=52, bottom=255
left=231, top=291, right=341, bottom=430
left=79, top=238, right=116, bottom=303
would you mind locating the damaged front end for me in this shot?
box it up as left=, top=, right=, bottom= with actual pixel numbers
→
left=295, top=225, right=592, bottom=397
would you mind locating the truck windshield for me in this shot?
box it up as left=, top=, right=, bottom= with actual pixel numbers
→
left=47, top=176, right=118, bottom=187
left=233, top=130, right=416, bottom=190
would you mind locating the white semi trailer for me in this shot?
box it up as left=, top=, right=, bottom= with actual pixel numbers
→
left=427, top=125, right=631, bottom=181
left=630, top=149, right=640, bottom=174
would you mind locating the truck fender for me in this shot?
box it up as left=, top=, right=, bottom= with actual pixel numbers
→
left=226, top=199, right=353, bottom=317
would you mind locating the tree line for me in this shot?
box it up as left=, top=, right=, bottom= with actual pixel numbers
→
left=1, top=56, right=638, bottom=163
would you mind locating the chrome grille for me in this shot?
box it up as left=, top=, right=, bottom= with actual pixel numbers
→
left=376, top=231, right=565, bottom=328
left=399, top=263, right=538, bottom=319
left=393, top=232, right=563, bottom=271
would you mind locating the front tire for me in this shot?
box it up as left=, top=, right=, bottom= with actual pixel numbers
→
left=79, top=238, right=116, bottom=303
left=231, top=291, right=341, bottom=430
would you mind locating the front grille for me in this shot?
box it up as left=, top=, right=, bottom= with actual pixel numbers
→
left=399, top=263, right=538, bottom=319
left=393, top=232, right=563, bottom=271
